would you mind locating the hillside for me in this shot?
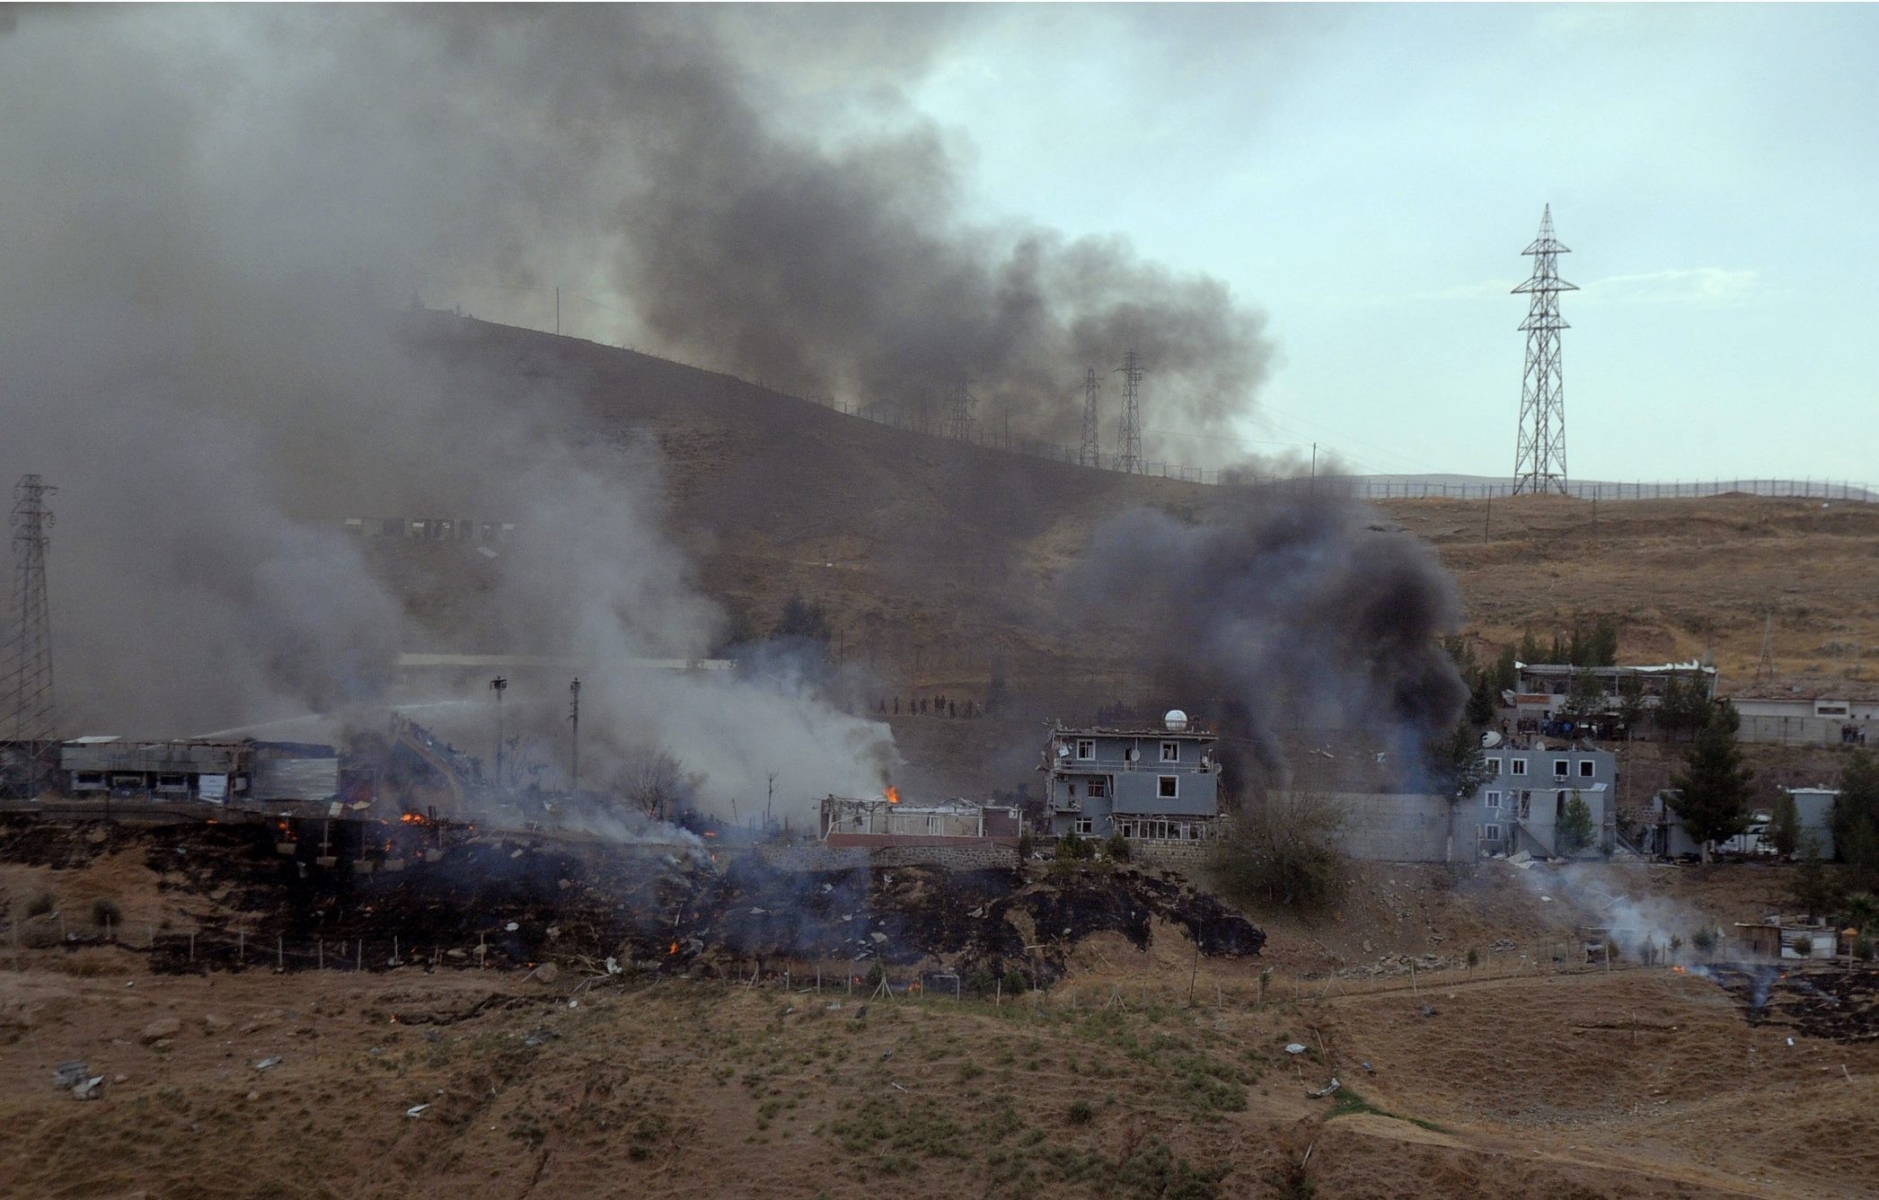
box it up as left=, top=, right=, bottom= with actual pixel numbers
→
left=398, top=317, right=1879, bottom=711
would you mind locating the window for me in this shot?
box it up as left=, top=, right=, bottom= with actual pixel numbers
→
left=74, top=772, right=104, bottom=789
left=1118, top=821, right=1135, bottom=839
left=1553, top=760, right=1569, bottom=779
left=1511, top=759, right=1528, bottom=777
left=1481, top=823, right=1503, bottom=842
left=1158, top=776, right=1178, bottom=799
left=1088, top=778, right=1108, bottom=798
left=1486, top=757, right=1502, bottom=776
left=1160, top=741, right=1180, bottom=763
left=1485, top=790, right=1502, bottom=809
left=1579, top=760, right=1595, bottom=778
left=1074, top=818, right=1094, bottom=835
left=1076, top=740, right=1095, bottom=760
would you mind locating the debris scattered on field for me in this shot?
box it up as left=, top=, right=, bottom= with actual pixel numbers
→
left=53, top=1060, right=89, bottom=1090
left=72, top=1076, right=106, bottom=1101
left=1419, top=1005, right=1438, bottom=1018
left=406, top=1103, right=431, bottom=1118
left=255, top=1056, right=282, bottom=1072
left=1284, top=1043, right=1307, bottom=1055
left=1307, top=1077, right=1342, bottom=1099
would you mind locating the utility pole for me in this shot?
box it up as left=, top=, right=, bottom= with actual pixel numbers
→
left=1511, top=205, right=1576, bottom=495
left=568, top=677, right=581, bottom=794
left=1754, top=613, right=1777, bottom=683
left=1078, top=367, right=1102, bottom=467
left=2, top=475, right=56, bottom=799
left=489, top=675, right=508, bottom=787
left=555, top=287, right=560, bottom=336
left=1115, top=350, right=1144, bottom=474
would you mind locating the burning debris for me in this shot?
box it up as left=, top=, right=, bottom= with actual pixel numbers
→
left=1689, top=963, right=1879, bottom=1041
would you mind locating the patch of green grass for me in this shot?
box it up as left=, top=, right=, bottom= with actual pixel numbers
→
left=1327, top=1087, right=1447, bottom=1133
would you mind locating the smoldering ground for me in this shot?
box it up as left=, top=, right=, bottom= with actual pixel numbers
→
left=1061, top=494, right=1469, bottom=788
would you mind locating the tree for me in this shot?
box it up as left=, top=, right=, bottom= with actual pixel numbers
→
left=1558, top=792, right=1597, bottom=855
left=1667, top=700, right=1755, bottom=862
left=1493, top=645, right=1519, bottom=694
left=1510, top=630, right=1540, bottom=668
left=1615, top=674, right=1647, bottom=738
left=1832, top=749, right=1879, bottom=889
left=1559, top=669, right=1608, bottom=723
left=772, top=594, right=832, bottom=643
left=1588, top=615, right=1620, bottom=667
left=1791, top=834, right=1840, bottom=921
left=1767, top=792, right=1800, bottom=859
left=1211, top=788, right=1346, bottom=911
left=621, top=750, right=694, bottom=822
left=1428, top=717, right=1493, bottom=801
left=1518, top=628, right=1543, bottom=665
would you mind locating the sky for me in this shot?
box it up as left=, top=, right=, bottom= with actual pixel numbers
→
left=903, top=4, right=1879, bottom=483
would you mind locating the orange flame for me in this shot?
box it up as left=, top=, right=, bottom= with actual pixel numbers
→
left=885, top=785, right=900, bottom=805
left=1672, top=965, right=1687, bottom=974
left=668, top=942, right=680, bottom=956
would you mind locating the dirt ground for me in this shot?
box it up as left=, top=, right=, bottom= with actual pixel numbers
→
left=5, top=825, right=1877, bottom=1199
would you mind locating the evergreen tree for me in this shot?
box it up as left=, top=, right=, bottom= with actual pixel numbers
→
left=1428, top=717, right=1493, bottom=801
left=1592, top=615, right=1621, bottom=667
left=1558, top=791, right=1597, bottom=855
left=1832, top=749, right=1879, bottom=888
left=1668, top=700, right=1755, bottom=862
left=1493, top=645, right=1519, bottom=693
left=1518, top=628, right=1543, bottom=665
left=1560, top=669, right=1608, bottom=722
left=1615, top=674, right=1647, bottom=738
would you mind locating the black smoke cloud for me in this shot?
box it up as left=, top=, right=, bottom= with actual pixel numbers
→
left=1062, top=496, right=1467, bottom=789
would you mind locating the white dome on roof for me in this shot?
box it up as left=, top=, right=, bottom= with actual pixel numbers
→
left=1164, top=709, right=1189, bottom=732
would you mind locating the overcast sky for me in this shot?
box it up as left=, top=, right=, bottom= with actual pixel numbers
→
left=906, top=4, right=1878, bottom=482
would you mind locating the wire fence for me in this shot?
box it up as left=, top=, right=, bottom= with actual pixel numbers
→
left=435, top=305, right=1876, bottom=504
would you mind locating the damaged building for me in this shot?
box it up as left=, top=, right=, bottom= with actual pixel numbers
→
left=56, top=736, right=341, bottom=813
left=1043, top=710, right=1221, bottom=841
left=1475, top=742, right=1617, bottom=857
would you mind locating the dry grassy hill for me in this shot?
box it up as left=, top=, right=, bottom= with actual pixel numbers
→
left=404, top=318, right=1879, bottom=711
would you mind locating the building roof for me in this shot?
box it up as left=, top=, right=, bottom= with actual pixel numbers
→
left=1722, top=676, right=1879, bottom=702
left=1516, top=661, right=1715, bottom=676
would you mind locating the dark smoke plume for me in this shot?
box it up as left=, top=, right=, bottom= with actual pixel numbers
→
left=1062, top=496, right=1467, bottom=790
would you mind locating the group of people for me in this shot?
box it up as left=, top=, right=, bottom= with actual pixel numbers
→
left=879, top=694, right=979, bottom=719
left=1842, top=723, right=1870, bottom=746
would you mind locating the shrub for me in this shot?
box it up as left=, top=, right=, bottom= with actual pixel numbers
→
left=1856, top=936, right=1875, bottom=962
left=90, top=898, right=122, bottom=927
left=1017, top=831, right=1035, bottom=859
left=1690, top=927, right=1716, bottom=954
left=1211, top=790, right=1346, bottom=912
left=1103, top=833, right=1130, bottom=862
left=1067, top=1099, right=1094, bottom=1125
left=1465, top=948, right=1479, bottom=970
left=1056, top=832, right=1093, bottom=861
left=1791, top=933, right=1814, bottom=958
left=26, top=892, right=53, bottom=918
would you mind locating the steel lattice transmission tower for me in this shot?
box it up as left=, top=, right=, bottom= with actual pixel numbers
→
left=1511, top=205, right=1576, bottom=495
left=1115, top=350, right=1144, bottom=474
left=2, top=475, right=57, bottom=797
left=1078, top=367, right=1102, bottom=467
left=945, top=375, right=976, bottom=442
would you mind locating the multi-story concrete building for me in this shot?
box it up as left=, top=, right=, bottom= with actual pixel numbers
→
left=1042, top=711, right=1221, bottom=841
left=1473, top=743, right=1617, bottom=857
left=1511, top=661, right=1717, bottom=721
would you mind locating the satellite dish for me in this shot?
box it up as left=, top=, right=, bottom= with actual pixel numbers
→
left=1481, top=730, right=1503, bottom=749
left=1164, top=709, right=1189, bottom=732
